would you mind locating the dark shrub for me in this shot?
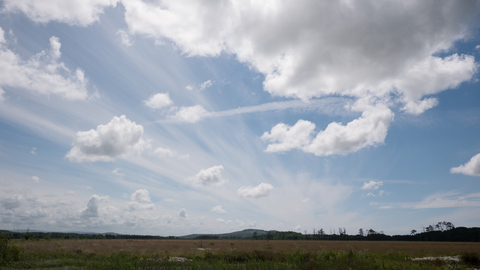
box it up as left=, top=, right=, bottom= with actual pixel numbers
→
left=461, top=252, right=480, bottom=267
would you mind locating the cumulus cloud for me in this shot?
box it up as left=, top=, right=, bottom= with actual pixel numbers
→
left=178, top=208, right=186, bottom=218
left=362, top=181, right=383, bottom=190
left=127, top=189, right=155, bottom=211
left=127, top=201, right=154, bottom=211
left=174, top=105, right=208, bottom=123
left=3, top=0, right=118, bottom=26
left=31, top=176, right=40, bottom=183
left=401, top=98, right=439, bottom=115
left=211, top=205, right=227, bottom=213
left=130, top=189, right=151, bottom=202
left=66, top=115, right=149, bottom=162
left=0, top=88, right=4, bottom=102
left=0, top=33, right=89, bottom=100
left=237, top=183, right=273, bottom=198
left=119, top=0, right=478, bottom=156
left=121, top=1, right=477, bottom=103
left=189, top=165, right=227, bottom=187
left=261, top=120, right=315, bottom=153
left=143, top=93, right=173, bottom=109
left=451, top=153, right=480, bottom=176
left=81, top=194, right=108, bottom=218
left=263, top=102, right=394, bottom=156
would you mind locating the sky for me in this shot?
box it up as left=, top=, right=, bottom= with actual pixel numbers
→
left=0, top=0, right=480, bottom=236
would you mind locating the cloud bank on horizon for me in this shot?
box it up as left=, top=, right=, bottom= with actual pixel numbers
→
left=0, top=0, right=479, bottom=236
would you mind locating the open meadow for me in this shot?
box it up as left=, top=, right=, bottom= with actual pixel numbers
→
left=15, top=239, right=480, bottom=257
left=2, top=239, right=480, bottom=269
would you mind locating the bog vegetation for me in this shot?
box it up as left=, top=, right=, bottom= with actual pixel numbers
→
left=1, top=222, right=479, bottom=269
left=1, top=234, right=480, bottom=269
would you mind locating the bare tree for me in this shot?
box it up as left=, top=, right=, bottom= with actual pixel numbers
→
left=318, top=228, right=324, bottom=240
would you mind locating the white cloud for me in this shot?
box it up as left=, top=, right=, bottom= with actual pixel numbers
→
left=0, top=34, right=89, bottom=100
left=31, top=176, right=40, bottom=183
left=121, top=0, right=477, bottom=104
left=305, top=102, right=394, bottom=156
left=261, top=120, right=316, bottom=153
left=3, top=0, right=118, bottom=26
left=186, top=80, right=213, bottom=91
left=126, top=189, right=155, bottom=211
left=401, top=98, right=439, bottom=115
left=81, top=194, right=108, bottom=218
left=152, top=147, right=175, bottom=157
left=143, top=93, right=173, bottom=109
left=66, top=115, right=149, bottom=162
left=362, top=181, right=383, bottom=190
left=200, top=80, right=212, bottom=90
left=476, top=45, right=480, bottom=50
left=263, top=102, right=393, bottom=156
left=189, top=165, right=227, bottom=187
left=130, top=189, right=151, bottom=202
left=211, top=205, right=227, bottom=213
left=120, top=1, right=478, bottom=157
left=178, top=208, right=186, bottom=218
left=0, top=87, right=4, bottom=102
left=117, top=29, right=133, bottom=46
left=450, top=153, right=480, bottom=176
left=174, top=105, right=208, bottom=123
left=393, top=54, right=476, bottom=103
left=0, top=27, right=5, bottom=44
left=127, top=201, right=154, bottom=211
left=237, top=183, right=273, bottom=198
left=30, top=147, right=37, bottom=155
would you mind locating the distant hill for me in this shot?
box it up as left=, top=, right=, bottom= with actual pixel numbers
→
left=179, top=229, right=278, bottom=239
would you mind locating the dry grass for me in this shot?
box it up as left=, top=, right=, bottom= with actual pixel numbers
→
left=14, top=239, right=480, bottom=258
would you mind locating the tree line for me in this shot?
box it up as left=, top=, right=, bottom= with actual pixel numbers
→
left=1, top=221, right=478, bottom=242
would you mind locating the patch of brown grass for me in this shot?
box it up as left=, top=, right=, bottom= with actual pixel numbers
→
left=14, top=239, right=480, bottom=258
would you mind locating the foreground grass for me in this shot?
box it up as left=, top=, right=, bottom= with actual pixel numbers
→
left=2, top=239, right=479, bottom=269
left=3, top=243, right=480, bottom=269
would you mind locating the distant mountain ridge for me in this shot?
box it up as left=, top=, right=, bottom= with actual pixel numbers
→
left=179, top=229, right=278, bottom=239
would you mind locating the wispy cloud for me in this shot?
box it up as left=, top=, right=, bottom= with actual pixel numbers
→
left=156, top=97, right=350, bottom=124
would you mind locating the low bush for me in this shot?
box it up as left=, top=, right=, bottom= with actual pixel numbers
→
left=0, top=233, right=23, bottom=265
left=461, top=252, right=480, bottom=267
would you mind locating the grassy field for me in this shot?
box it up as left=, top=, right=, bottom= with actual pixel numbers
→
left=3, top=239, right=480, bottom=269
left=15, top=239, right=480, bottom=257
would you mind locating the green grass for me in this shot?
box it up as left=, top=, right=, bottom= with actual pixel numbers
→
left=2, top=247, right=477, bottom=269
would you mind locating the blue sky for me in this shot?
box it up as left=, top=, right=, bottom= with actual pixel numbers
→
left=0, top=0, right=480, bottom=236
